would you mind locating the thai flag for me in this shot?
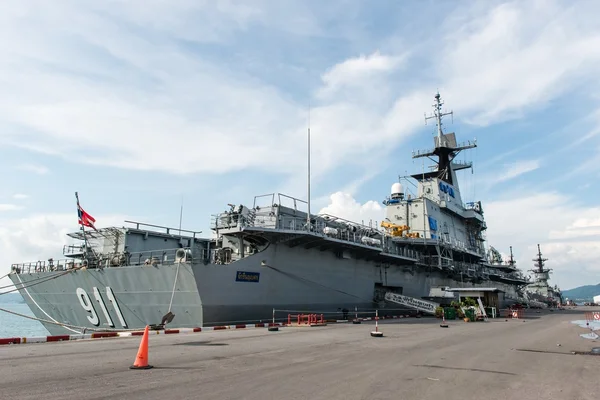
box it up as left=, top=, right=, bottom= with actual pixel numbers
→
left=78, top=204, right=97, bottom=231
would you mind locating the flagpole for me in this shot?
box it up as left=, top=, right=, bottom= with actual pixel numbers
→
left=75, top=191, right=88, bottom=263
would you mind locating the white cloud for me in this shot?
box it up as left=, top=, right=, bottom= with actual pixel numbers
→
left=570, top=217, right=600, bottom=229
left=439, top=0, right=600, bottom=126
left=0, top=0, right=599, bottom=185
left=318, top=192, right=384, bottom=227
left=15, top=164, right=49, bottom=175
left=495, top=159, right=540, bottom=182
left=0, top=204, right=22, bottom=211
left=318, top=51, right=406, bottom=97
left=12, top=194, right=29, bottom=200
left=483, top=191, right=600, bottom=288
left=557, top=144, right=600, bottom=182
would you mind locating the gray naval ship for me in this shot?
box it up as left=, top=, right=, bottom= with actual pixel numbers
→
left=8, top=92, right=531, bottom=335
left=522, top=244, right=563, bottom=308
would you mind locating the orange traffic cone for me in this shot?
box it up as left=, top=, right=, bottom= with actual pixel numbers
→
left=130, top=325, right=153, bottom=370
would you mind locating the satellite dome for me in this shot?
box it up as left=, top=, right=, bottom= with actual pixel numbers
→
left=391, top=183, right=403, bottom=196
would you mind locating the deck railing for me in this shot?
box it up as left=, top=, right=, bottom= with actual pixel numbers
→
left=216, top=211, right=515, bottom=278
left=10, top=247, right=201, bottom=274
left=211, top=207, right=492, bottom=262
left=215, top=210, right=425, bottom=261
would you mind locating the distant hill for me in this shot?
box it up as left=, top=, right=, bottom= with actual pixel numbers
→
left=562, top=284, right=600, bottom=301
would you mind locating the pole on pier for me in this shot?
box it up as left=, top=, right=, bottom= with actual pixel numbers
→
left=268, top=308, right=279, bottom=332
left=352, top=306, right=361, bottom=324
left=370, top=309, right=383, bottom=337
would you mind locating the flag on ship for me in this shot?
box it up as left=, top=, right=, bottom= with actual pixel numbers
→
left=75, top=192, right=97, bottom=231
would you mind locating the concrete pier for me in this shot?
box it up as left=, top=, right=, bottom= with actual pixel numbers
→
left=1, top=308, right=598, bottom=400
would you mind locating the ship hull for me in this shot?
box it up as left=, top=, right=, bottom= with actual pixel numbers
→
left=10, top=243, right=520, bottom=335
left=9, top=263, right=204, bottom=336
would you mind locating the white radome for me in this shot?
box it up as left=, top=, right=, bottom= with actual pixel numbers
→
left=391, top=182, right=403, bottom=195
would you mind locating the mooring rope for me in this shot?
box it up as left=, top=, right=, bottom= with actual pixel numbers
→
left=0, top=268, right=83, bottom=294
left=0, top=306, right=142, bottom=333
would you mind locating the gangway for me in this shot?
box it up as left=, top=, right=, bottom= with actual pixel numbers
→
left=477, top=297, right=488, bottom=321
left=384, top=292, right=439, bottom=315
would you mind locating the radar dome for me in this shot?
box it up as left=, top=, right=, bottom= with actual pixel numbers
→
left=391, top=182, right=403, bottom=195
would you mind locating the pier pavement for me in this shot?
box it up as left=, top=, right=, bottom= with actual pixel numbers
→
left=1, top=307, right=598, bottom=400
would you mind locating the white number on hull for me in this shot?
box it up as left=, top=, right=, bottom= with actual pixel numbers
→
left=93, top=287, right=114, bottom=327
left=76, top=287, right=127, bottom=328
left=76, top=287, right=99, bottom=326
left=106, top=286, right=128, bottom=328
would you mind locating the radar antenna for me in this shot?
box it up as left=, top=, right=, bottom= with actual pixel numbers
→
left=425, top=91, right=454, bottom=140
left=508, top=246, right=516, bottom=266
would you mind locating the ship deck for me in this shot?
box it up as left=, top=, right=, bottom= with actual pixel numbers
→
left=243, top=227, right=419, bottom=265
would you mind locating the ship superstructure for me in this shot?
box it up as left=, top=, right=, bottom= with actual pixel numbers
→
left=525, top=244, right=563, bottom=307
left=8, top=92, right=531, bottom=336
left=380, top=93, right=529, bottom=289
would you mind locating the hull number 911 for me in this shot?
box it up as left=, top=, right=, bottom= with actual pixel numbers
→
left=76, top=286, right=128, bottom=328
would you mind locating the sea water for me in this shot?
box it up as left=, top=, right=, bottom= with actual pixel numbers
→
left=0, top=293, right=50, bottom=338
left=571, top=318, right=600, bottom=340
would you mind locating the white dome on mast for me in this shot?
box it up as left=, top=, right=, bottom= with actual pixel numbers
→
left=391, top=183, right=403, bottom=199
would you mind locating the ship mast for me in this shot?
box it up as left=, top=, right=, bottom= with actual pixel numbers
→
left=529, top=244, right=551, bottom=283
left=425, top=92, right=453, bottom=143
left=412, top=92, right=477, bottom=186
left=75, top=192, right=89, bottom=263
left=508, top=245, right=516, bottom=266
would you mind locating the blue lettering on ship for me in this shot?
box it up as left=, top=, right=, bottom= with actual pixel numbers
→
left=438, top=181, right=455, bottom=198
left=236, top=271, right=260, bottom=283
left=428, top=216, right=438, bottom=231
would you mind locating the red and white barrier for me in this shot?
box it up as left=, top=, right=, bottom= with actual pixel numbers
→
left=506, top=309, right=525, bottom=319
left=585, top=311, right=600, bottom=323
left=0, top=322, right=283, bottom=346
left=1, top=312, right=423, bottom=346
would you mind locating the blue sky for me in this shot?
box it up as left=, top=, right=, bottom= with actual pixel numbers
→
left=1, top=0, right=599, bottom=291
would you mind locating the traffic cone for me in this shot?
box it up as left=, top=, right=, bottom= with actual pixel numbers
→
left=440, top=313, right=448, bottom=328
left=130, top=325, right=153, bottom=370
